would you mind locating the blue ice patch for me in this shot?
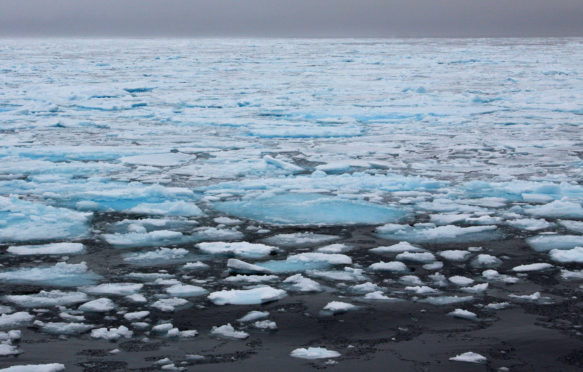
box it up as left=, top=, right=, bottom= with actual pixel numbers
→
left=213, top=193, right=406, bottom=226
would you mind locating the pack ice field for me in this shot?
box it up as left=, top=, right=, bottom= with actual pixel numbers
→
left=0, top=38, right=582, bottom=371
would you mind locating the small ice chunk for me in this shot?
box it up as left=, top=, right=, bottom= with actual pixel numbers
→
left=470, top=254, right=502, bottom=268
left=449, top=351, right=487, bottom=364
left=308, top=267, right=367, bottom=282
left=151, top=298, right=189, bottom=312
left=213, top=217, right=241, bottom=225
left=0, top=364, right=65, bottom=372
left=507, top=218, right=552, bottom=231
left=224, top=272, right=277, bottom=283
left=283, top=274, right=322, bottom=292
left=227, top=258, right=273, bottom=274
left=290, top=347, right=340, bottom=359
left=208, top=286, right=286, bottom=305
left=238, top=311, right=269, bottom=323
left=527, top=235, right=583, bottom=252
left=364, top=291, right=396, bottom=301
left=0, top=343, right=21, bottom=356
left=400, top=275, right=423, bottom=286
left=350, top=282, right=382, bottom=293
left=254, top=320, right=277, bottom=330
left=550, top=247, right=583, bottom=263
left=82, top=283, right=143, bottom=296
left=512, top=263, right=553, bottom=272
left=182, top=261, right=209, bottom=271
left=461, top=283, right=489, bottom=293
left=210, top=323, right=248, bottom=339
left=485, top=302, right=510, bottom=310
left=0, top=312, right=34, bottom=329
left=104, top=231, right=189, bottom=248
left=4, top=290, right=88, bottom=307
left=396, top=251, right=436, bottom=263
left=34, top=320, right=94, bottom=335
left=525, top=200, right=583, bottom=219
left=128, top=201, right=203, bottom=217
left=448, top=276, right=474, bottom=286
left=377, top=224, right=499, bottom=243
left=91, top=325, right=133, bottom=341
left=405, top=286, right=439, bottom=295
left=123, top=311, right=150, bottom=321
left=79, top=298, right=116, bottom=312
left=125, top=293, right=147, bottom=303
left=316, top=244, right=351, bottom=253
left=421, top=296, right=473, bottom=305
left=448, top=309, right=478, bottom=320
left=165, top=284, right=207, bottom=297
left=438, top=250, right=471, bottom=262
left=369, top=261, right=408, bottom=272
left=0, top=261, right=99, bottom=287
left=370, top=242, right=424, bottom=254
left=7, top=242, right=85, bottom=256
left=423, top=261, right=443, bottom=270
left=482, top=270, right=519, bottom=284
left=263, top=233, right=338, bottom=247
left=561, top=269, right=583, bottom=280
left=509, top=292, right=542, bottom=301
left=197, top=241, right=276, bottom=259
left=559, top=220, right=583, bottom=234
left=322, top=301, right=356, bottom=314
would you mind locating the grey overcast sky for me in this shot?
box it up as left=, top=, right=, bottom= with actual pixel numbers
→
left=1, top=0, right=582, bottom=37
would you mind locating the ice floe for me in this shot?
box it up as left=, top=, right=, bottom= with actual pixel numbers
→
left=290, top=347, right=340, bottom=359
left=208, top=286, right=286, bottom=305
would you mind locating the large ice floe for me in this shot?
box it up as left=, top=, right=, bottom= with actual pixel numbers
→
left=0, top=197, right=90, bottom=243
left=213, top=192, right=406, bottom=225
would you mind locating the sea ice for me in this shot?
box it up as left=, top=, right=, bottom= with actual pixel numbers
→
left=449, top=351, right=487, bottom=364
left=0, top=365, right=65, bottom=372
left=282, top=274, right=322, bottom=292
left=0, top=262, right=100, bottom=287
left=0, top=196, right=90, bottom=242
left=0, top=312, right=34, bottom=329
left=237, top=311, right=269, bottom=323
left=322, top=301, right=356, bottom=314
left=81, top=283, right=143, bottom=296
left=151, top=298, right=189, bottom=312
left=512, top=263, right=553, bottom=272
left=7, top=242, right=85, bottom=256
left=549, top=247, right=583, bottom=263
left=208, top=286, right=286, bottom=305
left=4, top=290, right=88, bottom=307
left=438, top=250, right=471, bottom=262
left=369, top=242, right=425, bottom=254
left=368, top=261, right=408, bottom=272
left=527, top=235, right=583, bottom=252
left=197, top=241, right=276, bottom=258
left=78, top=298, right=116, bottom=312
left=376, top=224, right=499, bottom=243
left=262, top=232, right=339, bottom=247
left=91, top=325, right=133, bottom=341
left=165, top=284, right=208, bottom=297
left=210, top=323, right=248, bottom=339
left=290, top=347, right=340, bottom=359
left=214, top=193, right=405, bottom=225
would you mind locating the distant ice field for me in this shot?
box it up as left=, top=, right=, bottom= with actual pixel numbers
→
left=0, top=38, right=582, bottom=370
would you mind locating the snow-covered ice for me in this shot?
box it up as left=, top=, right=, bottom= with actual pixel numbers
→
left=208, top=287, right=287, bottom=305
left=449, top=351, right=487, bottom=364
left=290, top=347, right=340, bottom=359
left=210, top=323, right=249, bottom=339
